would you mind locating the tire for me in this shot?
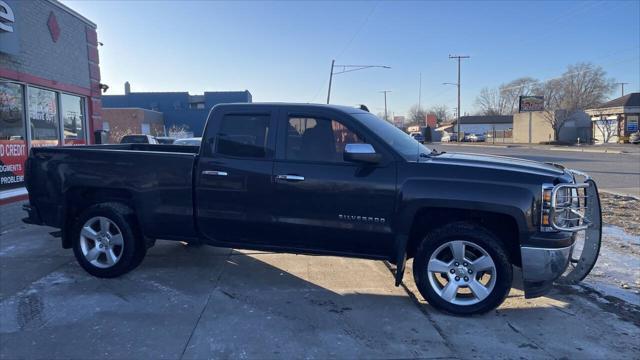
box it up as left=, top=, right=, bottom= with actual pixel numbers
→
left=71, top=202, right=146, bottom=278
left=413, top=222, right=512, bottom=315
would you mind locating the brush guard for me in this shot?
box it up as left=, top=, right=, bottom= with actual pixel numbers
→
left=553, top=171, right=602, bottom=284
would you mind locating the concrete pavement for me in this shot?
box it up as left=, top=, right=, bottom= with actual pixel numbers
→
left=1, top=224, right=638, bottom=359
left=435, top=143, right=640, bottom=197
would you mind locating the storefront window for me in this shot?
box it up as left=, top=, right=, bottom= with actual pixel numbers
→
left=0, top=82, right=27, bottom=190
left=28, top=86, right=60, bottom=147
left=61, top=93, right=86, bottom=145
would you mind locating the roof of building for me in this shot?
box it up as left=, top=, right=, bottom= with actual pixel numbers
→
left=453, top=115, right=513, bottom=125
left=591, top=92, right=640, bottom=109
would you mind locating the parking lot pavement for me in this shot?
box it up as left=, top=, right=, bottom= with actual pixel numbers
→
left=1, top=224, right=639, bottom=359
left=435, top=143, right=640, bottom=197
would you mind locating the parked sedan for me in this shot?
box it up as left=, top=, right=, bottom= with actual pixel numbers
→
left=154, top=137, right=176, bottom=144
left=409, top=132, right=425, bottom=144
left=173, top=137, right=202, bottom=146
left=464, top=133, right=485, bottom=142
left=440, top=132, right=458, bottom=142
left=120, top=134, right=158, bottom=144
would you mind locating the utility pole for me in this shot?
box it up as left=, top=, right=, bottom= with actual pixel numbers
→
left=326, top=60, right=391, bottom=104
left=380, top=90, right=392, bottom=121
left=418, top=72, right=422, bottom=110
left=449, top=55, right=470, bottom=142
left=327, top=59, right=335, bottom=104
left=615, top=82, right=629, bottom=97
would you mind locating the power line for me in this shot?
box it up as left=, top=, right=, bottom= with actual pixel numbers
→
left=309, top=1, right=379, bottom=103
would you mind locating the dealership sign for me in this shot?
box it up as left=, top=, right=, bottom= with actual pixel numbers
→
left=519, top=96, right=544, bottom=112
left=0, top=0, right=19, bottom=54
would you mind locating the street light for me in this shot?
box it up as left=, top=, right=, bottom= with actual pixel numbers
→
left=327, top=60, right=391, bottom=104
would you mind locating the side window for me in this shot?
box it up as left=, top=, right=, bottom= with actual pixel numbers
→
left=215, top=114, right=271, bottom=158
left=286, top=117, right=363, bottom=162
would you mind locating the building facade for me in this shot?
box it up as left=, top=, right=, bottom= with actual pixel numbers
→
left=1, top=0, right=101, bottom=208
left=454, top=115, right=513, bottom=135
left=513, top=110, right=591, bottom=144
left=102, top=108, right=164, bottom=143
left=586, top=93, right=639, bottom=144
left=102, top=83, right=252, bottom=137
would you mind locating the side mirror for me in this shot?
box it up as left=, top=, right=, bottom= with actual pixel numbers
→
left=343, top=143, right=381, bottom=164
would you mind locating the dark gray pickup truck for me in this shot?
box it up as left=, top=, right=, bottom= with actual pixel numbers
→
left=23, top=103, right=602, bottom=315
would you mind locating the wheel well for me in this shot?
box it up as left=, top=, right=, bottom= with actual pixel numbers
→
left=62, top=187, right=135, bottom=248
left=406, top=207, right=521, bottom=266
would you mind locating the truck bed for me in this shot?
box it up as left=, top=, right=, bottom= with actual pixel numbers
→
left=26, top=144, right=199, bottom=241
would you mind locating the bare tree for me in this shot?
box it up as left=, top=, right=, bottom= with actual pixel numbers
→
left=592, top=111, right=618, bottom=143
left=475, top=87, right=508, bottom=115
left=107, top=123, right=133, bottom=143
left=407, top=104, right=427, bottom=126
left=375, top=111, right=393, bottom=122
left=167, top=124, right=191, bottom=138
left=533, top=63, right=615, bottom=141
left=428, top=104, right=449, bottom=124
left=475, top=77, right=538, bottom=115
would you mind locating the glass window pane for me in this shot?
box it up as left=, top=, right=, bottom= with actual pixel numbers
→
left=28, top=87, right=59, bottom=147
left=0, top=82, right=27, bottom=190
left=286, top=117, right=363, bottom=162
left=215, top=114, right=271, bottom=158
left=61, top=93, right=86, bottom=145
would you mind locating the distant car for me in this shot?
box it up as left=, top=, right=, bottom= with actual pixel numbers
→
left=630, top=132, right=640, bottom=144
left=440, top=132, right=457, bottom=142
left=464, top=133, right=485, bottom=142
left=155, top=137, right=176, bottom=144
left=173, top=137, right=202, bottom=146
left=409, top=132, right=425, bottom=144
left=120, top=134, right=158, bottom=144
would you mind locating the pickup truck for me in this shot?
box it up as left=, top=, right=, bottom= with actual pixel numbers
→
left=23, top=103, right=602, bottom=315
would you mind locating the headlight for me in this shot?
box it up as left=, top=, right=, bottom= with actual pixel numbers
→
left=542, top=182, right=590, bottom=232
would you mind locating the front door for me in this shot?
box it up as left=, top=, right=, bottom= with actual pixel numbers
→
left=271, top=111, right=397, bottom=257
left=195, top=109, right=277, bottom=245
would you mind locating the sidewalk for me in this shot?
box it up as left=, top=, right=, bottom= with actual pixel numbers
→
left=436, top=142, right=640, bottom=154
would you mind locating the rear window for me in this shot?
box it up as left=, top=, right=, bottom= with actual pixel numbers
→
left=214, top=114, right=272, bottom=158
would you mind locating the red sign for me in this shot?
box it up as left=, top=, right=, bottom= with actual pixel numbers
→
left=426, top=114, right=437, bottom=128
left=0, top=140, right=27, bottom=190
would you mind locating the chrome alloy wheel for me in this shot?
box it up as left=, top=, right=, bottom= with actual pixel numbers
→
left=79, top=216, right=124, bottom=269
left=427, top=240, right=497, bottom=306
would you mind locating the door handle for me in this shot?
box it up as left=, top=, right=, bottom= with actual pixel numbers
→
left=275, top=174, right=305, bottom=182
left=202, top=170, right=228, bottom=176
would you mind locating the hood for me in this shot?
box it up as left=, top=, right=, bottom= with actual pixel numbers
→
left=428, top=152, right=566, bottom=177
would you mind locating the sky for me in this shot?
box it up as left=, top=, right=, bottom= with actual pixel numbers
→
left=63, top=0, right=640, bottom=118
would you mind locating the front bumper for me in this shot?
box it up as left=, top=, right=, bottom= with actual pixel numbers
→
left=521, top=235, right=573, bottom=298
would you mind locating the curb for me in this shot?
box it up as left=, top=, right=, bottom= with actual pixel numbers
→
left=600, top=190, right=640, bottom=200
left=436, top=143, right=512, bottom=149
left=547, top=147, right=627, bottom=154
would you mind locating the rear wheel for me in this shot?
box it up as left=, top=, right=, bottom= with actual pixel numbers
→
left=72, top=203, right=146, bottom=278
left=413, top=222, right=512, bottom=315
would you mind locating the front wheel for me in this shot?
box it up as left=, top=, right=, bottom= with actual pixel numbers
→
left=413, top=222, right=513, bottom=315
left=72, top=202, right=146, bottom=278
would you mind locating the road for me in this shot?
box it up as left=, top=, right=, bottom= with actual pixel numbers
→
left=1, top=224, right=638, bottom=359
left=435, top=144, right=640, bottom=197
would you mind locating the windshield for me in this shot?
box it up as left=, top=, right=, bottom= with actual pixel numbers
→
left=353, top=113, right=431, bottom=161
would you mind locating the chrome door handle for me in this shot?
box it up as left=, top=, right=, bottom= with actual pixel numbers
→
left=275, top=174, right=305, bottom=182
left=202, top=170, right=228, bottom=176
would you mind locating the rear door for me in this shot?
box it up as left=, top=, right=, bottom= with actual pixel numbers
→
left=271, top=109, right=397, bottom=257
left=195, top=106, right=277, bottom=244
